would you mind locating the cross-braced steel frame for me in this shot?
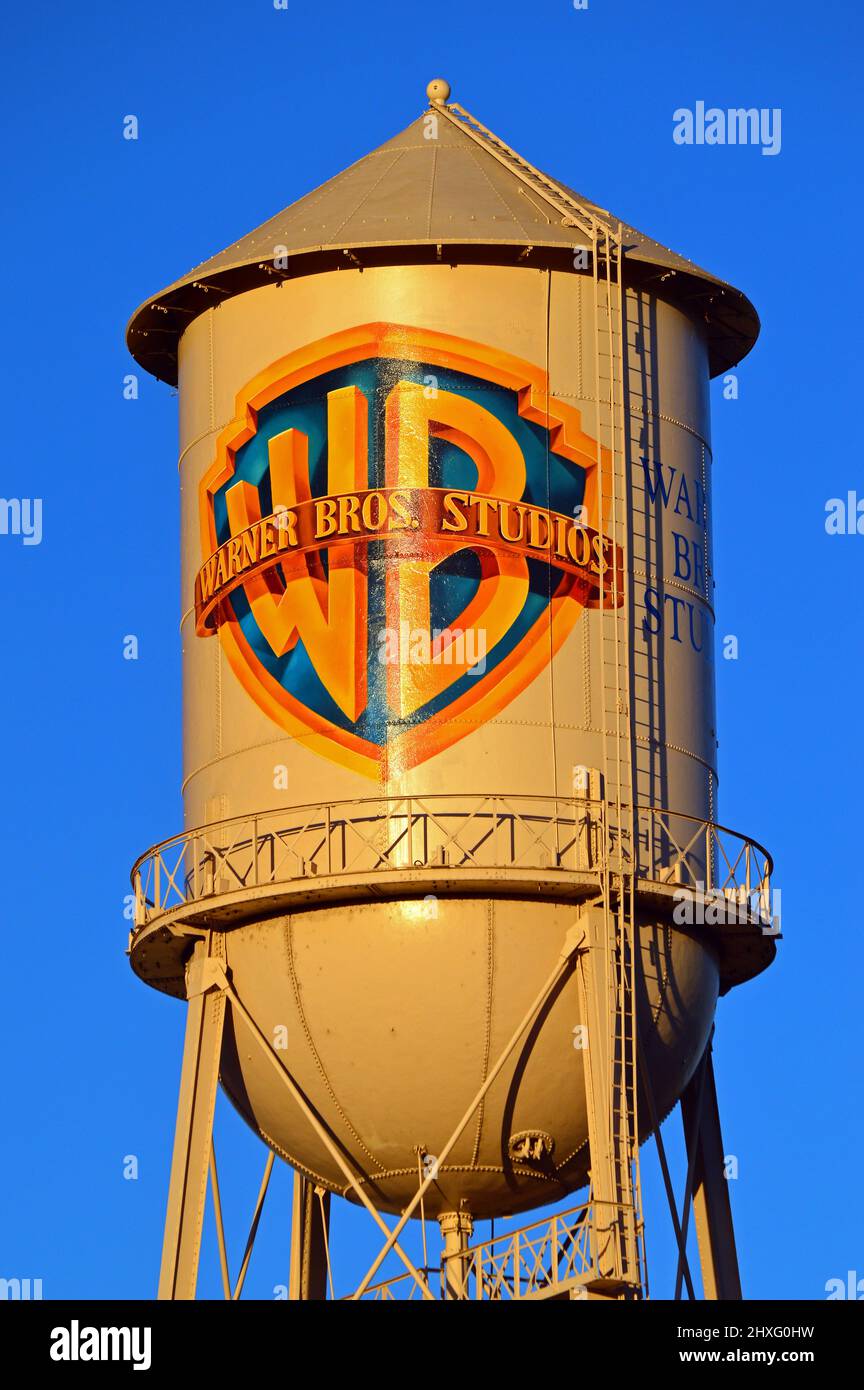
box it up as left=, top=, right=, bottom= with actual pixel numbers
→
left=156, top=912, right=741, bottom=1302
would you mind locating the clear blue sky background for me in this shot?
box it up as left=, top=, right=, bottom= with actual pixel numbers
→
left=1, top=0, right=861, bottom=1300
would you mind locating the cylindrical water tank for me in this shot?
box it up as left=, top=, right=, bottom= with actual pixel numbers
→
left=128, top=85, right=773, bottom=1219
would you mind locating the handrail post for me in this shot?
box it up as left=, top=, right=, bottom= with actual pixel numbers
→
left=326, top=804, right=332, bottom=875
left=154, top=853, right=161, bottom=912
left=252, top=816, right=259, bottom=887
left=761, top=869, right=771, bottom=925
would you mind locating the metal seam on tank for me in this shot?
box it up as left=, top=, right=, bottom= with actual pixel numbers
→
left=552, top=1138, right=589, bottom=1173
left=313, top=154, right=414, bottom=245
left=180, top=734, right=325, bottom=793
left=239, top=148, right=371, bottom=244
left=168, top=266, right=706, bottom=423
left=424, top=144, right=436, bottom=239
left=634, top=734, right=717, bottom=778
left=628, top=404, right=713, bottom=456
left=225, top=1148, right=560, bottom=1207
left=469, top=901, right=495, bottom=1168
left=198, top=232, right=614, bottom=259
left=701, top=443, right=711, bottom=602
left=631, top=567, right=717, bottom=617
left=650, top=923, right=673, bottom=1027
left=282, top=917, right=382, bottom=1170
left=180, top=729, right=717, bottom=792
left=181, top=714, right=647, bottom=783
left=143, top=233, right=751, bottom=298
left=326, top=151, right=407, bottom=243
left=178, top=415, right=290, bottom=468
left=230, top=159, right=404, bottom=260
left=179, top=369, right=522, bottom=456
left=354, top=1164, right=558, bottom=1185
left=576, top=274, right=583, bottom=396
left=556, top=1088, right=685, bottom=1174
left=582, top=608, right=592, bottom=727
left=543, top=393, right=714, bottom=457
left=215, top=633, right=222, bottom=760
left=465, top=147, right=534, bottom=239
left=177, top=426, right=217, bottom=470
left=232, top=1131, right=581, bottom=1200
left=207, top=312, right=214, bottom=431
left=245, top=1122, right=347, bottom=1199
left=554, top=1004, right=705, bottom=1173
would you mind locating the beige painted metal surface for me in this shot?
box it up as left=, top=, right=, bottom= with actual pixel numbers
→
left=216, top=902, right=716, bottom=1217
left=177, top=267, right=714, bottom=824
left=127, top=102, right=758, bottom=383
left=130, top=83, right=774, bottom=1241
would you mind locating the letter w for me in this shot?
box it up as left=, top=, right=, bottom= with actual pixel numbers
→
left=225, top=385, right=368, bottom=720
left=641, top=458, right=676, bottom=507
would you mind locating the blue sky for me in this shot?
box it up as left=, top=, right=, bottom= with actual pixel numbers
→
left=0, top=0, right=861, bottom=1300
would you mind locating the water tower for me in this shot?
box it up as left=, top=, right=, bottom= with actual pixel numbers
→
left=127, top=79, right=777, bottom=1301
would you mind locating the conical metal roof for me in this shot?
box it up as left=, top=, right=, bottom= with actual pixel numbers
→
left=127, top=82, right=759, bottom=384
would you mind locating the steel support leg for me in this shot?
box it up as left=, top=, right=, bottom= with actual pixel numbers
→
left=576, top=906, right=618, bottom=1283
left=158, top=933, right=227, bottom=1300
left=289, top=1173, right=331, bottom=1301
left=577, top=902, right=640, bottom=1292
left=680, top=1040, right=742, bottom=1301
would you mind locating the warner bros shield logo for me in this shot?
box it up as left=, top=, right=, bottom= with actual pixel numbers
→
left=195, top=323, right=621, bottom=779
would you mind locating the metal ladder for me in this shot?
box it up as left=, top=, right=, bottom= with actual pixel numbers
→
left=438, top=96, right=646, bottom=1296
left=590, top=224, right=644, bottom=1294
left=442, top=101, right=603, bottom=241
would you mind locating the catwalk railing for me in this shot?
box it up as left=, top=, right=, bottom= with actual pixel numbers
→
left=455, top=1201, right=595, bottom=1300
left=130, top=794, right=774, bottom=932
left=352, top=1199, right=645, bottom=1300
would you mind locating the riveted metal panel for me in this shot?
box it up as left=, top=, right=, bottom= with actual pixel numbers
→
left=178, top=263, right=717, bottom=829
left=158, top=254, right=729, bottom=1215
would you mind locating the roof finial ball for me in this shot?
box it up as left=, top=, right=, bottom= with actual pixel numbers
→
left=426, top=78, right=451, bottom=106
